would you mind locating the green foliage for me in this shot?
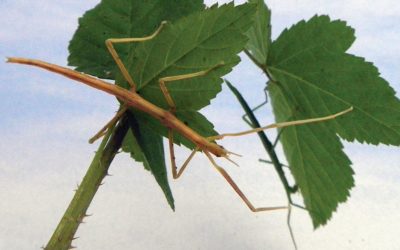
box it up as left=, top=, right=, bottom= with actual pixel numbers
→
left=126, top=114, right=175, bottom=209
left=245, top=0, right=271, bottom=65
left=68, top=0, right=204, bottom=79
left=68, top=0, right=255, bottom=209
left=246, top=6, right=400, bottom=228
left=67, top=0, right=399, bottom=231
left=125, top=3, right=255, bottom=149
left=68, top=0, right=203, bottom=209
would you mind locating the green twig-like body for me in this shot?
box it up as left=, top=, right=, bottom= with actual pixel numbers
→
left=225, top=80, right=296, bottom=200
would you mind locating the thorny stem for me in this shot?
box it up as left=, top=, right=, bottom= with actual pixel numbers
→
left=44, top=115, right=130, bottom=250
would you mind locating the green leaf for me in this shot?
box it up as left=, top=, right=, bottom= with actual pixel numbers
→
left=121, top=114, right=175, bottom=208
left=122, top=3, right=255, bottom=148
left=68, top=0, right=204, bottom=79
left=126, top=3, right=256, bottom=110
left=126, top=113, right=175, bottom=209
left=69, top=0, right=204, bottom=210
left=267, top=15, right=355, bottom=65
left=268, top=15, right=400, bottom=227
left=121, top=128, right=150, bottom=171
left=269, top=84, right=354, bottom=227
left=68, top=1, right=256, bottom=210
left=245, top=0, right=271, bottom=65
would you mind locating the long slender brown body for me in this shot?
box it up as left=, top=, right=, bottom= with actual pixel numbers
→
left=7, top=57, right=227, bottom=157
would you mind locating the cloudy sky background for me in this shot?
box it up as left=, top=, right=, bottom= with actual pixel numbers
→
left=0, top=0, right=399, bottom=249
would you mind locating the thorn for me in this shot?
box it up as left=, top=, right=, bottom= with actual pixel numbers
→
left=74, top=183, right=80, bottom=192
left=72, top=236, right=80, bottom=241
left=106, top=172, right=113, bottom=176
left=69, top=245, right=77, bottom=250
left=77, top=214, right=86, bottom=224
left=97, top=182, right=105, bottom=187
left=84, top=213, right=93, bottom=217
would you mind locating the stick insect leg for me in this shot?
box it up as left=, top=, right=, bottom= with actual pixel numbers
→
left=105, top=21, right=168, bottom=90
left=88, top=106, right=128, bottom=143
left=168, top=129, right=199, bottom=179
left=158, top=63, right=224, bottom=112
left=242, top=86, right=269, bottom=127
left=89, top=21, right=168, bottom=143
left=158, top=63, right=223, bottom=176
left=204, top=151, right=287, bottom=212
left=208, top=107, right=353, bottom=141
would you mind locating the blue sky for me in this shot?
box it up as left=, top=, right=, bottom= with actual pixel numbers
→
left=0, top=1, right=399, bottom=249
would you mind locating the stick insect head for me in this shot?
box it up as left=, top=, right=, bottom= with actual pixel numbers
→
left=204, top=141, right=242, bottom=168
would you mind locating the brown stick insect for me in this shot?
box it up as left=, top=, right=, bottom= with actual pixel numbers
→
left=7, top=21, right=352, bottom=213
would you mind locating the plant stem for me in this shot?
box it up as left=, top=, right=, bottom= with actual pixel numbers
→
left=225, top=80, right=296, bottom=202
left=45, top=115, right=130, bottom=250
left=244, top=50, right=270, bottom=79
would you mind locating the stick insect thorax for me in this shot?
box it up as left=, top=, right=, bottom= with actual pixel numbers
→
left=7, top=57, right=228, bottom=157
